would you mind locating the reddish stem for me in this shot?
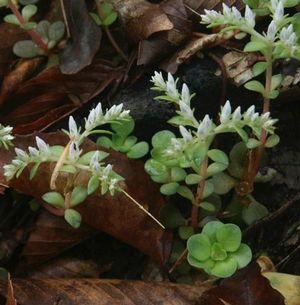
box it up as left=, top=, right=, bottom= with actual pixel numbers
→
left=8, top=0, right=48, bottom=51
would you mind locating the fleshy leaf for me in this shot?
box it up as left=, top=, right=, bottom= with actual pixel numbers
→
left=216, top=223, right=241, bottom=252
left=210, top=257, right=238, bottom=278
left=64, top=209, right=82, bottom=228
left=187, top=233, right=211, bottom=261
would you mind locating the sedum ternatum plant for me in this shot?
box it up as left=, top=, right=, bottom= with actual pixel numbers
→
left=0, top=0, right=65, bottom=58
left=146, top=72, right=279, bottom=278
left=200, top=1, right=299, bottom=195
left=3, top=103, right=163, bottom=229
left=0, top=125, right=14, bottom=150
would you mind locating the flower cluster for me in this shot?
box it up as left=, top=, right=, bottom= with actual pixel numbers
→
left=4, top=136, right=51, bottom=180
left=0, top=124, right=14, bottom=150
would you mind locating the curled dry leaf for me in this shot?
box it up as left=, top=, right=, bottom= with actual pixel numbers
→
left=59, top=0, right=102, bottom=74
left=0, top=133, right=171, bottom=265
left=106, top=0, right=174, bottom=42
left=199, top=263, right=285, bottom=305
left=0, top=278, right=209, bottom=305
left=0, top=58, right=122, bottom=135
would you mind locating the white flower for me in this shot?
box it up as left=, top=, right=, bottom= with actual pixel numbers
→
left=250, top=112, right=259, bottom=121
left=181, top=84, right=191, bottom=105
left=15, top=148, right=28, bottom=160
left=179, top=125, right=193, bottom=142
left=28, top=146, right=39, bottom=157
left=35, top=136, right=50, bottom=154
left=274, top=0, right=284, bottom=24
left=232, top=7, right=242, bottom=20
left=108, top=178, right=119, bottom=195
left=266, top=21, right=277, bottom=41
left=197, top=115, right=213, bottom=140
left=3, top=164, right=17, bottom=180
left=166, top=73, right=180, bottom=100
left=90, top=151, right=101, bottom=172
left=102, top=164, right=113, bottom=181
left=178, top=100, right=195, bottom=122
left=243, top=105, right=256, bottom=121
left=245, top=5, right=255, bottom=28
left=69, top=141, right=82, bottom=162
left=201, top=9, right=222, bottom=24
left=232, top=106, right=242, bottom=120
left=280, top=25, right=297, bottom=47
left=0, top=124, right=14, bottom=149
left=151, top=71, right=166, bottom=90
left=68, top=116, right=80, bottom=140
left=220, top=101, right=232, bottom=123
left=104, top=104, right=130, bottom=121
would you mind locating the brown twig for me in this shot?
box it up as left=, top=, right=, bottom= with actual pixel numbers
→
left=59, top=0, right=71, bottom=38
left=8, top=0, right=48, bottom=52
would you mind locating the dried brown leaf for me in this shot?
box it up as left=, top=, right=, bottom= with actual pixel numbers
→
left=0, top=278, right=209, bottom=305
left=59, top=0, right=102, bottom=74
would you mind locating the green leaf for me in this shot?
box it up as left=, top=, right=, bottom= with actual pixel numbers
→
left=111, top=119, right=134, bottom=137
left=145, top=159, right=167, bottom=176
left=206, top=162, right=228, bottom=177
left=97, top=136, right=112, bottom=148
left=243, top=0, right=259, bottom=8
left=22, top=4, right=37, bottom=21
left=0, top=268, right=8, bottom=280
left=48, top=21, right=65, bottom=41
left=187, top=253, right=215, bottom=271
left=36, top=20, right=50, bottom=39
left=177, top=185, right=194, bottom=201
left=202, top=221, right=224, bottom=242
left=118, top=136, right=137, bottom=153
left=192, top=145, right=207, bottom=167
left=4, top=14, right=20, bottom=25
left=64, top=209, right=82, bottom=228
left=253, top=62, right=268, bottom=76
left=244, top=40, right=267, bottom=52
left=244, top=80, right=265, bottom=94
left=101, top=2, right=114, bottom=15
left=13, top=40, right=40, bottom=58
left=216, top=224, right=241, bottom=252
left=70, top=186, right=88, bottom=207
left=199, top=201, right=216, bottom=212
left=22, top=21, right=36, bottom=30
left=202, top=181, right=214, bottom=199
left=29, top=162, right=40, bottom=180
left=212, top=172, right=236, bottom=195
left=171, top=167, right=186, bottom=182
left=265, top=134, right=280, bottom=148
left=178, top=226, right=194, bottom=240
left=90, top=12, right=102, bottom=25
left=211, top=257, right=238, bottom=278
left=87, top=175, right=100, bottom=195
left=207, top=149, right=228, bottom=165
left=50, top=145, right=64, bottom=156
left=185, top=174, right=201, bottom=185
left=230, top=243, right=252, bottom=268
left=103, top=11, right=118, bottom=26
left=246, top=138, right=261, bottom=149
left=269, top=90, right=279, bottom=99
left=160, top=203, right=185, bottom=228
left=211, top=242, right=227, bottom=261
left=187, top=233, right=211, bottom=261
left=151, top=130, right=175, bottom=148
left=42, top=192, right=65, bottom=209
left=160, top=182, right=179, bottom=195
left=151, top=172, right=169, bottom=183
left=78, top=151, right=109, bottom=165
left=242, top=200, right=268, bottom=225
left=285, top=0, right=300, bottom=7
left=271, top=74, right=282, bottom=90
left=60, top=165, right=77, bottom=174
left=168, top=115, right=194, bottom=126
left=127, top=142, right=149, bottom=159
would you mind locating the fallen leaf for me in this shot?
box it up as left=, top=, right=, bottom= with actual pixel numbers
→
left=20, top=210, right=92, bottom=266
left=263, top=272, right=300, bottom=305
left=199, top=263, right=285, bottom=305
left=0, top=133, right=172, bottom=265
left=184, top=0, right=245, bottom=14
left=0, top=278, right=209, bottom=305
left=0, top=58, right=122, bottom=135
left=59, top=0, right=102, bottom=74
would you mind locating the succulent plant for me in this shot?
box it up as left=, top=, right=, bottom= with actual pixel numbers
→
left=187, top=221, right=252, bottom=278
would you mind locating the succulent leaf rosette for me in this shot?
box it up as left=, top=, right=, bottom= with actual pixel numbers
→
left=187, top=221, right=252, bottom=278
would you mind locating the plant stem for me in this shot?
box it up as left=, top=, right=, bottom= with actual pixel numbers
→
left=240, top=56, right=273, bottom=194
left=7, top=0, right=48, bottom=52
left=190, top=157, right=208, bottom=229
left=95, top=0, right=128, bottom=61
left=169, top=248, right=188, bottom=274
left=121, top=189, right=165, bottom=229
